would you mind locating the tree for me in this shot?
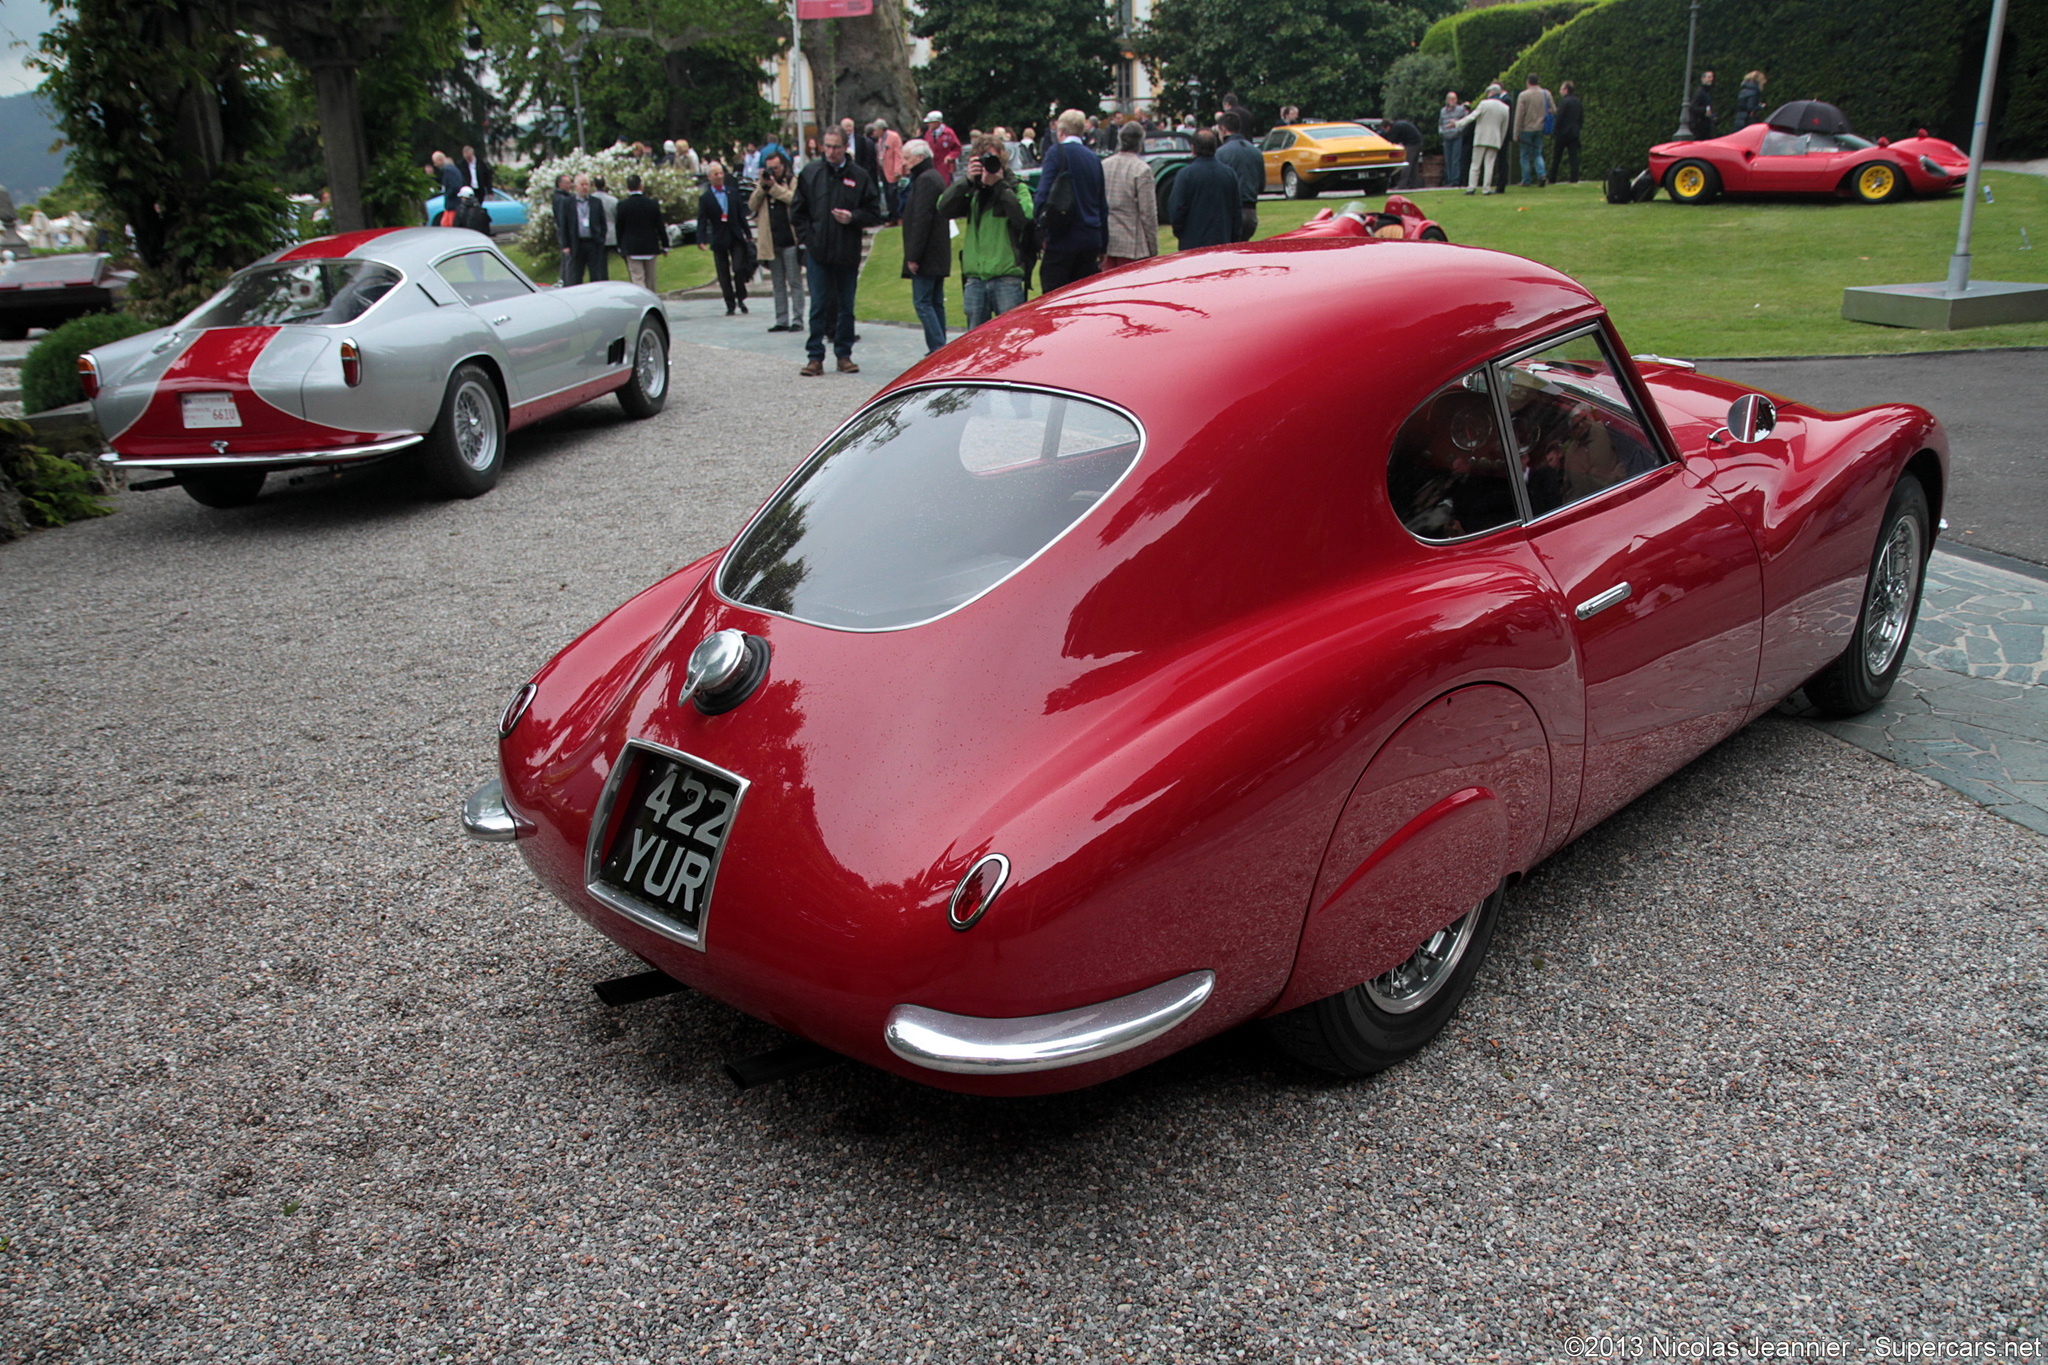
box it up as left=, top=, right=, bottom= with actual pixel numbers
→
left=35, top=0, right=292, bottom=316
left=911, top=0, right=1120, bottom=135
left=1140, top=0, right=1458, bottom=126
left=802, top=0, right=923, bottom=135
left=1380, top=51, right=1456, bottom=123
left=239, top=0, right=465, bottom=233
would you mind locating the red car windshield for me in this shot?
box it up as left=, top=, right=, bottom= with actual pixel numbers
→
left=184, top=260, right=401, bottom=329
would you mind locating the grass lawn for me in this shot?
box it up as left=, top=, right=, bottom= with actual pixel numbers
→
left=502, top=242, right=715, bottom=294
left=853, top=172, right=2048, bottom=357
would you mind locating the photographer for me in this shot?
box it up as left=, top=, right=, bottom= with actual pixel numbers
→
left=937, top=136, right=1035, bottom=329
left=749, top=151, right=805, bottom=333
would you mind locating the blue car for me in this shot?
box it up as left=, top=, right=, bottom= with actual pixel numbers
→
left=422, top=188, right=529, bottom=235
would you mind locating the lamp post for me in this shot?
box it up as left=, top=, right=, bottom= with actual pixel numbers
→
left=1673, top=0, right=1701, bottom=140
left=538, top=0, right=603, bottom=151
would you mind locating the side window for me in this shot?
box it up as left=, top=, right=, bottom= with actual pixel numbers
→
left=434, top=251, right=532, bottom=307
left=1261, top=131, right=1286, bottom=152
left=1501, top=331, right=1667, bottom=518
left=1386, top=372, right=1519, bottom=541
left=1759, top=130, right=1807, bottom=156
left=1804, top=133, right=1843, bottom=154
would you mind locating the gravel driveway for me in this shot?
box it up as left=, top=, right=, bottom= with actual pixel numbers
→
left=2, top=341, right=2043, bottom=1362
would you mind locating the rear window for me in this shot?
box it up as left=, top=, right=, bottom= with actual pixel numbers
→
left=1305, top=125, right=1369, bottom=140
left=185, top=261, right=401, bottom=328
left=720, top=385, right=1143, bottom=630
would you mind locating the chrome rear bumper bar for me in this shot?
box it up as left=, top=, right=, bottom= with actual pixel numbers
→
left=100, top=433, right=423, bottom=470
left=460, top=778, right=524, bottom=843
left=884, top=970, right=1215, bottom=1075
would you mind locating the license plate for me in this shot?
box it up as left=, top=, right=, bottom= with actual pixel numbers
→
left=182, top=393, right=241, bottom=429
left=589, top=745, right=745, bottom=946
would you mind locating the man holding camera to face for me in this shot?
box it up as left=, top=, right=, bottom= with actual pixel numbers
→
left=938, top=135, right=1037, bottom=329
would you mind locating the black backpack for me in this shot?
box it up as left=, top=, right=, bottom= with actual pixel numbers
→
left=1631, top=170, right=1658, bottom=202
left=1604, top=167, right=1633, bottom=204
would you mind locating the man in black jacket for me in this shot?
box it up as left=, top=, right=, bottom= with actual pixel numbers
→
left=1551, top=81, right=1583, bottom=183
left=1687, top=71, right=1716, bottom=141
left=696, top=161, right=752, bottom=315
left=791, top=127, right=883, bottom=375
left=615, top=173, right=667, bottom=294
left=558, top=173, right=608, bottom=286
left=898, top=138, right=950, bottom=354
left=841, top=117, right=881, bottom=182
left=451, top=186, right=493, bottom=235
left=549, top=174, right=575, bottom=283
left=1169, top=130, right=1240, bottom=250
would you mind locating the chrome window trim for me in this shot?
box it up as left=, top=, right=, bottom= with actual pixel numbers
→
left=582, top=739, right=752, bottom=953
left=179, top=259, right=410, bottom=331
left=429, top=245, right=538, bottom=301
left=712, top=380, right=1150, bottom=635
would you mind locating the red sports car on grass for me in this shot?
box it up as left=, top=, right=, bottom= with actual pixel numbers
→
left=1284, top=195, right=1448, bottom=242
left=84, top=227, right=668, bottom=508
left=462, top=235, right=1944, bottom=1095
left=1650, top=99, right=1970, bottom=205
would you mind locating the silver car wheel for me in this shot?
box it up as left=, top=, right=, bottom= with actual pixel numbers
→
left=1861, top=511, right=1923, bottom=677
left=453, top=378, right=500, bottom=472
left=635, top=324, right=668, bottom=400
left=1363, top=907, right=1480, bottom=1015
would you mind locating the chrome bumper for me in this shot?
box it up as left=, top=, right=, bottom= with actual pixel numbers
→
left=460, top=778, right=524, bottom=843
left=883, top=970, right=1215, bottom=1075
left=99, top=433, right=423, bottom=470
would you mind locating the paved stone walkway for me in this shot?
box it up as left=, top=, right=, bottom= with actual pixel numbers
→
left=1795, top=548, right=2048, bottom=835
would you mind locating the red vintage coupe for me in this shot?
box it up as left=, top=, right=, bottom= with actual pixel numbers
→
left=1284, top=195, right=1448, bottom=242
left=461, top=237, right=1944, bottom=1095
left=1649, top=100, right=1970, bottom=205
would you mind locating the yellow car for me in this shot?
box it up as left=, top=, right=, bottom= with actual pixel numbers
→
left=1260, top=123, right=1407, bottom=199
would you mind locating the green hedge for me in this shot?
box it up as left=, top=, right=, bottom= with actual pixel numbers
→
left=1501, top=0, right=2048, bottom=180
left=1419, top=0, right=1604, bottom=103
left=22, top=311, right=152, bottom=414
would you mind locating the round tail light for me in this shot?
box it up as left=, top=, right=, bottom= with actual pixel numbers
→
left=339, top=338, right=362, bottom=387
left=76, top=353, right=99, bottom=400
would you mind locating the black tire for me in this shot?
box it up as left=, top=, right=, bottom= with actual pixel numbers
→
left=175, top=467, right=266, bottom=508
left=1848, top=161, right=1904, bottom=203
left=1420, top=226, right=1449, bottom=242
left=1262, top=883, right=1506, bottom=1077
left=1666, top=158, right=1721, bottom=204
left=1804, top=475, right=1931, bottom=717
left=616, top=315, right=669, bottom=419
left=417, top=363, right=506, bottom=499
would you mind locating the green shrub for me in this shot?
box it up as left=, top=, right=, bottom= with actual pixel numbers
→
left=1419, top=0, right=1604, bottom=103
left=21, top=311, right=153, bottom=414
left=1383, top=52, right=1461, bottom=131
left=1, top=445, right=112, bottom=527
left=1502, top=0, right=2048, bottom=178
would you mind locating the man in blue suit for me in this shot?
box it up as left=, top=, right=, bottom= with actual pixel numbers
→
left=1033, top=108, right=1108, bottom=292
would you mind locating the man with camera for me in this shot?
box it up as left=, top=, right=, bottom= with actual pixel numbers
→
left=749, top=151, right=805, bottom=333
left=937, top=135, right=1036, bottom=329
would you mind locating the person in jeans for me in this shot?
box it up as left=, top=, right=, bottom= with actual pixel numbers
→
left=938, top=135, right=1034, bottom=329
left=614, top=174, right=667, bottom=293
left=1513, top=74, right=1552, bottom=186
left=1101, top=120, right=1158, bottom=268
left=1439, top=91, right=1470, bottom=189
left=749, top=151, right=805, bottom=333
left=790, top=127, right=883, bottom=375
left=898, top=139, right=950, bottom=353
left=1033, top=108, right=1107, bottom=292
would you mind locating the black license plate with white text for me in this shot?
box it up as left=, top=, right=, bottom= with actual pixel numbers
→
left=594, top=749, right=743, bottom=940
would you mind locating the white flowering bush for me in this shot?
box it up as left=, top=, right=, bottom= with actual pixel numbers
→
left=516, top=149, right=705, bottom=256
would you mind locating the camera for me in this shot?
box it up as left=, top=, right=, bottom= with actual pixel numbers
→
left=979, top=153, right=1005, bottom=177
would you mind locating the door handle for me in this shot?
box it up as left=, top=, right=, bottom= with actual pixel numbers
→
left=490, top=315, right=511, bottom=325
left=1575, top=582, right=1631, bottom=620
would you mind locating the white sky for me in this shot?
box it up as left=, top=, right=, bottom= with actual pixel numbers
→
left=0, top=0, right=52, bottom=99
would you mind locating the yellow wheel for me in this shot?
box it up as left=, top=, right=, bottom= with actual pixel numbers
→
left=1853, top=162, right=1901, bottom=203
left=1667, top=159, right=1720, bottom=204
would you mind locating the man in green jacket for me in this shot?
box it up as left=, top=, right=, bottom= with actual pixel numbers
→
left=937, top=135, right=1035, bottom=329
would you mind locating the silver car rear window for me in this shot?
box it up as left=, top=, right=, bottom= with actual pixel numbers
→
left=185, top=261, right=401, bottom=329
left=719, top=385, right=1143, bottom=631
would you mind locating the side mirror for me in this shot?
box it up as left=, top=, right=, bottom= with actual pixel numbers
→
left=1726, top=393, right=1777, bottom=444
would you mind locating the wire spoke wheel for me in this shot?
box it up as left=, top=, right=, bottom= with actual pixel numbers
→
left=453, top=380, right=499, bottom=472
left=634, top=324, right=667, bottom=401
left=1861, top=510, right=1923, bottom=677
left=1363, top=909, right=1480, bottom=1015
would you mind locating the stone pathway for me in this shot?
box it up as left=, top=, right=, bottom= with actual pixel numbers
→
left=1793, top=548, right=2048, bottom=834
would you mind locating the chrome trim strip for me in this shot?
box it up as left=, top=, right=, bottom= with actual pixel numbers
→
left=460, top=778, right=524, bottom=842
left=1631, top=353, right=1696, bottom=370
left=1575, top=581, right=1632, bottom=620
left=883, top=969, right=1215, bottom=1075
left=582, top=740, right=751, bottom=953
left=99, top=433, right=423, bottom=469
left=711, top=380, right=1149, bottom=635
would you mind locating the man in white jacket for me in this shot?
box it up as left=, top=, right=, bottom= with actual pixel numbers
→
left=1453, top=84, right=1512, bottom=195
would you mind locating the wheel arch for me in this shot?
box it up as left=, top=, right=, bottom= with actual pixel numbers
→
left=454, top=351, right=511, bottom=416
left=1904, top=447, right=1943, bottom=533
